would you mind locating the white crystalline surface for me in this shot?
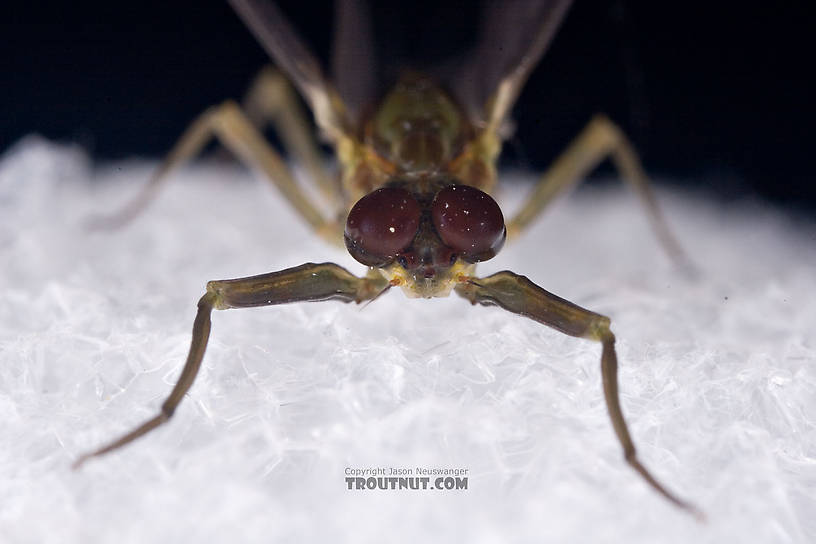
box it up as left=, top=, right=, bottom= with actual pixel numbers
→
left=1, top=137, right=814, bottom=543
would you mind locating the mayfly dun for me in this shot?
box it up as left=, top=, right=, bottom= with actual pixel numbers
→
left=77, top=0, right=701, bottom=518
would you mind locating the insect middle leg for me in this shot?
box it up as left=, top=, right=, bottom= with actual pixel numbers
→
left=72, top=262, right=388, bottom=469
left=506, top=115, right=691, bottom=269
left=92, top=69, right=343, bottom=244
left=242, top=66, right=340, bottom=204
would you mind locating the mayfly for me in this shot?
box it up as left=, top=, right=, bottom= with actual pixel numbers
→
left=77, top=0, right=701, bottom=517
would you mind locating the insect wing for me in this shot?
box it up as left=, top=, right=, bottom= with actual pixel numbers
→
left=330, top=0, right=378, bottom=124
left=453, top=0, right=573, bottom=131
left=228, top=0, right=351, bottom=141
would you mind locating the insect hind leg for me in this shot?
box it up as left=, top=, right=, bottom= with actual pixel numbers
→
left=88, top=70, right=343, bottom=245
left=243, top=66, right=341, bottom=205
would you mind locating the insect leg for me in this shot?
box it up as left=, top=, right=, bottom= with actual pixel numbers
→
left=73, top=263, right=388, bottom=468
left=455, top=271, right=703, bottom=518
left=506, top=115, right=691, bottom=270
left=90, top=99, right=343, bottom=244
left=242, top=66, right=341, bottom=206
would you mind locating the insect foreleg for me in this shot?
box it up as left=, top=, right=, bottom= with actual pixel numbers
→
left=73, top=262, right=388, bottom=468
left=455, top=271, right=702, bottom=518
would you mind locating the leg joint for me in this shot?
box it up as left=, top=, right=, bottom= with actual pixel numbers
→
left=158, top=404, right=175, bottom=420
left=586, top=316, right=614, bottom=342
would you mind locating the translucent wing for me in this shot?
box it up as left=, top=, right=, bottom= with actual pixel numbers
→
left=228, top=0, right=351, bottom=141
left=330, top=0, right=378, bottom=124
left=230, top=0, right=572, bottom=139
left=451, top=0, right=574, bottom=132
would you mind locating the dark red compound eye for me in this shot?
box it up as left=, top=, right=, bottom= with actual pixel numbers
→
left=431, top=184, right=506, bottom=262
left=344, top=187, right=421, bottom=266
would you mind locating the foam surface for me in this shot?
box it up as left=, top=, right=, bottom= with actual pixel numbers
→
left=1, top=137, right=814, bottom=542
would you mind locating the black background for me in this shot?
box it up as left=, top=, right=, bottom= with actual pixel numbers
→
left=2, top=1, right=813, bottom=210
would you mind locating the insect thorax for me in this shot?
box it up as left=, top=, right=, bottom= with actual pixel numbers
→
left=338, top=74, right=500, bottom=204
